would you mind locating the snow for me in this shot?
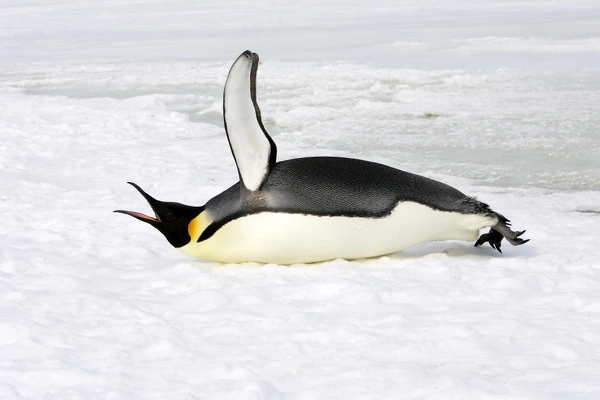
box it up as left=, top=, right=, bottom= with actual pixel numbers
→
left=1, top=0, right=600, bottom=399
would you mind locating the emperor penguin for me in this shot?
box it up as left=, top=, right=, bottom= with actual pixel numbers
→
left=115, top=50, right=529, bottom=264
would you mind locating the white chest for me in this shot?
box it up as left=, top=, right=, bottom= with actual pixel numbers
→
left=179, top=201, right=496, bottom=264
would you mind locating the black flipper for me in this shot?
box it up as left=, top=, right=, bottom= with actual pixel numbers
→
left=223, top=50, right=277, bottom=192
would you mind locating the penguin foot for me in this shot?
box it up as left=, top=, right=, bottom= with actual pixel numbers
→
left=474, top=228, right=504, bottom=253
left=505, top=230, right=530, bottom=246
left=474, top=225, right=530, bottom=253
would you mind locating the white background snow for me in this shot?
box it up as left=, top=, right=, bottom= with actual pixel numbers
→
left=1, top=0, right=600, bottom=398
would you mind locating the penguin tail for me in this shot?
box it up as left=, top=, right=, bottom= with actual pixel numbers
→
left=474, top=212, right=529, bottom=253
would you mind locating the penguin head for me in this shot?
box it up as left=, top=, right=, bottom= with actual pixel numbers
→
left=114, top=182, right=203, bottom=248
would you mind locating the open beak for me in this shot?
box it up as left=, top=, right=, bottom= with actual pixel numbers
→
left=114, top=182, right=162, bottom=226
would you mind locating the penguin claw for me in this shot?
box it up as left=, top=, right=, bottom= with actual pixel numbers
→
left=505, top=230, right=530, bottom=246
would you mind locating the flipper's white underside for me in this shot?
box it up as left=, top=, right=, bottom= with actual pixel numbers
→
left=224, top=52, right=272, bottom=191
left=180, top=202, right=498, bottom=264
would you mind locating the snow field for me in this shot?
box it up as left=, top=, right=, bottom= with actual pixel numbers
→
left=1, top=0, right=600, bottom=398
left=1, top=63, right=600, bottom=398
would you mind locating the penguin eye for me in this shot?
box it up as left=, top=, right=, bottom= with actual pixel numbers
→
left=165, top=212, right=176, bottom=222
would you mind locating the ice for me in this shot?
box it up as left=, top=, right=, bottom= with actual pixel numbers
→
left=2, top=0, right=600, bottom=399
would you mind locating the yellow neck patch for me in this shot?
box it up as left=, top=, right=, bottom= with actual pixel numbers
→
left=188, top=211, right=210, bottom=241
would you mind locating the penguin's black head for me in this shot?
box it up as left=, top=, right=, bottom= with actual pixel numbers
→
left=114, top=182, right=203, bottom=248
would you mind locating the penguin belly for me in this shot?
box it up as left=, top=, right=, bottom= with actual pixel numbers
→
left=179, top=201, right=498, bottom=264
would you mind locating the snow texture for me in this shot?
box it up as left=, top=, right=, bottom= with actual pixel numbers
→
left=1, top=0, right=600, bottom=399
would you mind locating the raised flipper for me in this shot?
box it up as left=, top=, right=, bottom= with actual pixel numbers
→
left=223, top=50, right=277, bottom=191
left=474, top=214, right=529, bottom=253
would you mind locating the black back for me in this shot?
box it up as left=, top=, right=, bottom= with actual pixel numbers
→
left=199, top=157, right=479, bottom=242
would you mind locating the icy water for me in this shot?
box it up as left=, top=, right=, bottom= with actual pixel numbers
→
left=2, top=1, right=600, bottom=399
